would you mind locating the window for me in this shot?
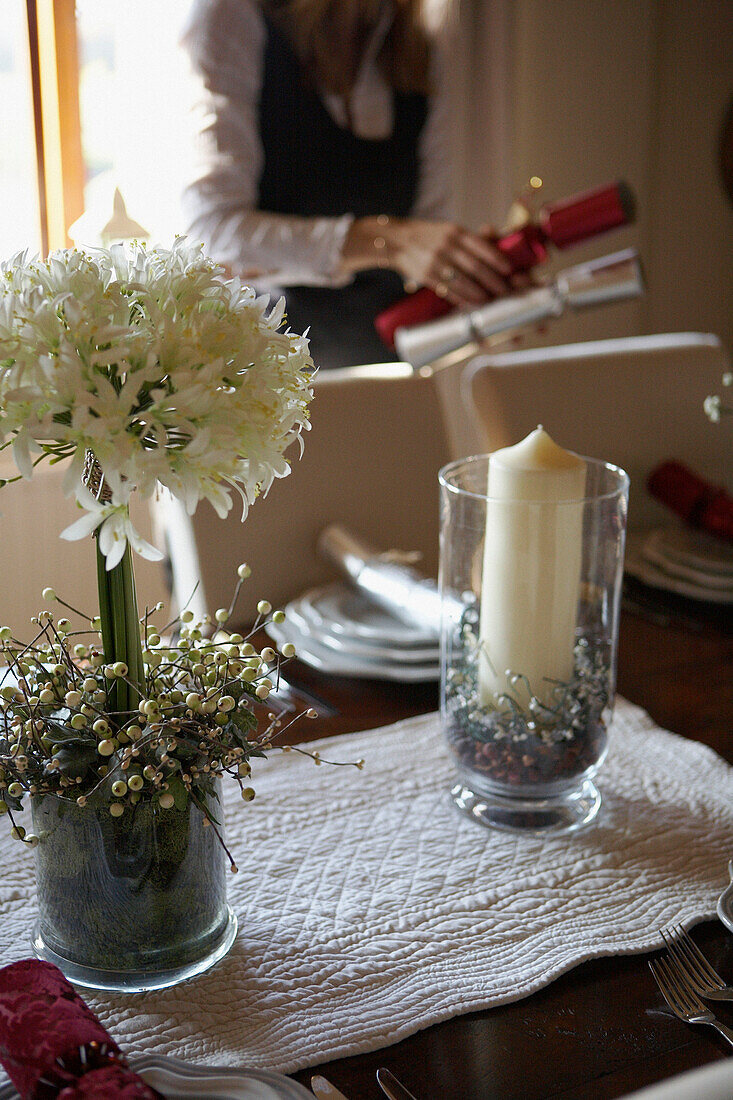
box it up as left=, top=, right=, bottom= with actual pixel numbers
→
left=0, top=1, right=198, bottom=258
left=0, top=2, right=43, bottom=254
left=74, top=0, right=197, bottom=245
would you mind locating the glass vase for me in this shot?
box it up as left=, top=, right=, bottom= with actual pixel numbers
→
left=30, top=782, right=237, bottom=992
left=439, top=454, right=629, bottom=834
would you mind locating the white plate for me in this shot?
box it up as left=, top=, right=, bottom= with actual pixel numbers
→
left=643, top=529, right=733, bottom=589
left=285, top=598, right=440, bottom=663
left=266, top=619, right=440, bottom=682
left=297, top=584, right=439, bottom=647
left=0, top=1054, right=312, bottom=1100
left=647, top=527, right=733, bottom=577
left=717, top=859, right=733, bottom=934
left=625, top=538, right=733, bottom=605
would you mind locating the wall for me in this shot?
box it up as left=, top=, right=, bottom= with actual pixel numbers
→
left=450, top=0, right=515, bottom=229
left=456, top=0, right=733, bottom=354
left=644, top=1, right=733, bottom=344
left=0, top=458, right=168, bottom=639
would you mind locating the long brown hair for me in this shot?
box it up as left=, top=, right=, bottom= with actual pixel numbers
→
left=261, top=0, right=436, bottom=96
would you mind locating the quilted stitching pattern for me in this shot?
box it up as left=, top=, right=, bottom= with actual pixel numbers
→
left=1, top=699, right=731, bottom=1079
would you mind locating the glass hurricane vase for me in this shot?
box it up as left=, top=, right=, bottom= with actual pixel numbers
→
left=30, top=781, right=237, bottom=993
left=439, top=454, right=629, bottom=835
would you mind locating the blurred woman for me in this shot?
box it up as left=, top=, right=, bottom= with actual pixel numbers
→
left=183, top=0, right=513, bottom=368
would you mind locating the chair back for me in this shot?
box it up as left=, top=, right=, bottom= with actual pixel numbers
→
left=464, top=333, right=730, bottom=529
left=155, top=363, right=453, bottom=623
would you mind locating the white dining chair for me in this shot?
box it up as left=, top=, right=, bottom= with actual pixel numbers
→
left=427, top=347, right=487, bottom=460
left=463, top=332, right=731, bottom=529
left=154, top=362, right=454, bottom=624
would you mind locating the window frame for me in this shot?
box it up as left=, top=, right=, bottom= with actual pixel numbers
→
left=26, top=0, right=84, bottom=254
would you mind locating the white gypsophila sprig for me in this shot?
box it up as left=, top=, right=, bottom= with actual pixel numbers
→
left=0, top=239, right=314, bottom=566
left=704, top=372, right=732, bottom=424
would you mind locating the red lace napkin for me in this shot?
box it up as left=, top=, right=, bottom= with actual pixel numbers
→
left=0, top=959, right=162, bottom=1099
left=647, top=460, right=733, bottom=544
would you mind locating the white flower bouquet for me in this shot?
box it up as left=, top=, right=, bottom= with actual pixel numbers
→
left=0, top=239, right=318, bottom=832
left=0, top=238, right=313, bottom=560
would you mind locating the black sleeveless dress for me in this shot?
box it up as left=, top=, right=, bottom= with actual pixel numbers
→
left=257, top=20, right=428, bottom=369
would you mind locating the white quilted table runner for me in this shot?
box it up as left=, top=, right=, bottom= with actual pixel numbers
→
left=1, top=697, right=732, bottom=1078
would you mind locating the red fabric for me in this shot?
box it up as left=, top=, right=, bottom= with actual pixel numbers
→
left=0, top=960, right=161, bottom=1099
left=698, top=494, right=733, bottom=544
left=647, top=461, right=733, bottom=544
left=57, top=1065, right=160, bottom=1098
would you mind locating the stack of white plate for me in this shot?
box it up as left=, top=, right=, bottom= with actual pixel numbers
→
left=265, top=583, right=441, bottom=681
left=625, top=526, right=733, bottom=604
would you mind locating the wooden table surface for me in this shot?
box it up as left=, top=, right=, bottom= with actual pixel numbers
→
left=272, top=589, right=733, bottom=1100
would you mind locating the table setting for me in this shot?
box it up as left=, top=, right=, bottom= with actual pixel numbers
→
left=0, top=240, right=731, bottom=1099
left=622, top=460, right=733, bottom=607
left=1, top=695, right=732, bottom=1096
left=624, top=526, right=733, bottom=605
left=264, top=581, right=441, bottom=682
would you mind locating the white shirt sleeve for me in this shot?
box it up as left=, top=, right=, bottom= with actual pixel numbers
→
left=182, top=0, right=448, bottom=289
left=182, top=0, right=353, bottom=288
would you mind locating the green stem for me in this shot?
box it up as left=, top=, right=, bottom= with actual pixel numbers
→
left=96, top=543, right=115, bottom=666
left=122, top=547, right=145, bottom=703
left=95, top=538, right=145, bottom=726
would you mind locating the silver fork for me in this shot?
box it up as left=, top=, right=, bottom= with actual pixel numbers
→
left=660, top=925, right=733, bottom=1002
left=649, top=956, right=733, bottom=1047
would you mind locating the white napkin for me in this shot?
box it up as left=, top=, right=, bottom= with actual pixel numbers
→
left=0, top=698, right=731, bottom=1078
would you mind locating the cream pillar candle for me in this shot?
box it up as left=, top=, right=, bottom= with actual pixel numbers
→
left=478, top=426, right=586, bottom=712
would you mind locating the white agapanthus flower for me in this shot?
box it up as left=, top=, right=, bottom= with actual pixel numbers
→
left=60, top=483, right=162, bottom=571
left=0, top=239, right=314, bottom=566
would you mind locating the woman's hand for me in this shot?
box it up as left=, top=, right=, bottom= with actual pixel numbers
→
left=389, top=218, right=515, bottom=305
left=341, top=216, right=515, bottom=307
